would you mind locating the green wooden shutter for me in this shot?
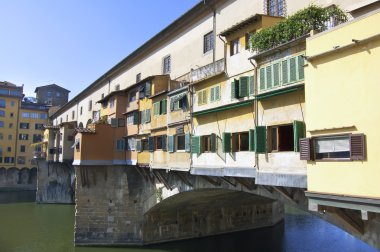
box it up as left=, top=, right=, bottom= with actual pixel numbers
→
left=282, top=59, right=289, bottom=85
left=289, top=57, right=297, bottom=82
left=133, top=111, right=139, bottom=125
left=239, top=76, right=249, bottom=98
left=259, top=68, right=266, bottom=90
left=148, top=137, right=154, bottom=152
left=153, top=102, right=159, bottom=116
left=293, top=120, right=305, bottom=152
left=136, top=139, right=142, bottom=152
left=297, top=55, right=305, bottom=80
left=162, top=99, right=167, bottom=114
left=210, top=133, right=216, bottom=152
left=170, top=99, right=175, bottom=111
left=168, top=135, right=174, bottom=153
left=210, top=87, right=215, bottom=102
left=255, top=126, right=267, bottom=153
left=266, top=65, right=272, bottom=89
left=215, top=86, right=220, bottom=100
left=140, top=111, right=145, bottom=124
left=231, top=81, right=236, bottom=100
left=191, top=136, right=201, bottom=155
left=185, top=133, right=191, bottom=152
left=249, top=129, right=255, bottom=151
left=202, top=90, right=208, bottom=104
left=273, top=63, right=280, bottom=87
left=248, top=76, right=254, bottom=96
left=222, top=132, right=231, bottom=153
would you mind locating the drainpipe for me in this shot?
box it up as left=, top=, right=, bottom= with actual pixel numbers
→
left=249, top=58, right=259, bottom=170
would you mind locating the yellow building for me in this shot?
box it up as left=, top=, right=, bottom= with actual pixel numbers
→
left=0, top=81, right=48, bottom=169
left=304, top=9, right=380, bottom=213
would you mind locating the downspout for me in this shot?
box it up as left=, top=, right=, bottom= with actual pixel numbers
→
left=249, top=58, right=259, bottom=171
left=212, top=9, right=216, bottom=65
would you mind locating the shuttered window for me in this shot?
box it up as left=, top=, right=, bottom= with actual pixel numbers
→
left=191, top=136, right=201, bottom=155
left=239, top=76, right=249, bottom=98
left=161, top=99, right=167, bottom=114
left=299, top=138, right=311, bottom=160
left=168, top=135, right=174, bottom=153
left=249, top=129, right=255, bottom=151
left=282, top=59, right=289, bottom=84
left=222, top=132, right=231, bottom=153
left=197, top=90, right=208, bottom=105
left=231, top=80, right=238, bottom=100
left=148, top=137, right=154, bottom=152
left=153, top=102, right=160, bottom=116
left=210, top=86, right=221, bottom=102
left=293, top=120, right=305, bottom=152
left=289, top=57, right=297, bottom=83
left=273, top=62, right=280, bottom=87
left=254, top=126, right=267, bottom=153
left=259, top=68, right=266, bottom=90
left=210, top=133, right=216, bottom=152
left=266, top=65, right=273, bottom=89
left=249, top=76, right=254, bottom=96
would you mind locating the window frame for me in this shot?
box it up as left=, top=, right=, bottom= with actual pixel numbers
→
left=203, top=31, right=214, bottom=54
left=313, top=135, right=351, bottom=161
left=230, top=38, right=240, bottom=56
left=176, top=134, right=186, bottom=152
left=163, top=55, right=171, bottom=74
left=210, top=85, right=221, bottom=102
left=268, top=124, right=294, bottom=152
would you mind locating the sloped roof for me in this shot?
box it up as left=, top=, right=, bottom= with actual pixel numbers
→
left=34, top=84, right=70, bottom=93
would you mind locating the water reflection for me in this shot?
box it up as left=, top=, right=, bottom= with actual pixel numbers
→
left=0, top=191, right=377, bottom=252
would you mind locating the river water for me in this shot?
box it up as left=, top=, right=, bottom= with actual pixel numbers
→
left=0, top=190, right=377, bottom=252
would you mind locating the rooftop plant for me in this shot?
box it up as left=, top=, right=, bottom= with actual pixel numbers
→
left=250, top=5, right=347, bottom=52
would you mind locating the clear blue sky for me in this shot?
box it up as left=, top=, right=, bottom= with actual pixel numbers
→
left=0, top=0, right=200, bottom=98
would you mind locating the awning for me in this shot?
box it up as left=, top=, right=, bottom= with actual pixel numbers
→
left=256, top=85, right=303, bottom=100
left=192, top=100, right=254, bottom=117
left=171, top=92, right=186, bottom=102
left=71, top=139, right=80, bottom=149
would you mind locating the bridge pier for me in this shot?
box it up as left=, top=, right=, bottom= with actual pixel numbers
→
left=36, top=159, right=75, bottom=204
left=74, top=165, right=283, bottom=246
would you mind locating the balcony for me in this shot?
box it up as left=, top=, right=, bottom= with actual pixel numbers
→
left=190, top=59, right=225, bottom=83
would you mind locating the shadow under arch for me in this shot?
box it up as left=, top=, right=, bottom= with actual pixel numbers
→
left=143, top=188, right=279, bottom=244
left=78, top=122, right=84, bottom=128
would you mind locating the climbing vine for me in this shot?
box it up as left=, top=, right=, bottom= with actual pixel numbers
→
left=250, top=5, right=347, bottom=52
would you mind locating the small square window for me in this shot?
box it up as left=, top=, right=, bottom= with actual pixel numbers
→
left=136, top=73, right=141, bottom=83
left=156, top=136, right=163, bottom=150
left=230, top=39, right=240, bottom=56
left=203, top=31, right=214, bottom=54
left=176, top=134, right=185, bottom=151
left=56, top=92, right=61, bottom=97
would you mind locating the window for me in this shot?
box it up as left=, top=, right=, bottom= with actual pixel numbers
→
left=142, top=139, right=149, bottom=151
left=118, top=118, right=125, bottom=127
left=127, top=137, right=136, bottom=151
left=0, top=89, right=8, bottom=95
left=20, top=123, right=29, bottom=129
left=259, top=55, right=304, bottom=91
left=19, top=134, right=29, bottom=140
left=20, top=145, right=26, bottom=152
left=176, top=134, right=185, bottom=151
left=109, top=98, right=115, bottom=109
left=33, top=134, right=42, bottom=143
left=40, top=113, right=47, bottom=119
left=230, top=38, right=240, bottom=56
left=56, top=92, right=61, bottom=97
left=269, top=125, right=294, bottom=152
left=245, top=31, right=255, bottom=50
left=163, top=55, right=171, bottom=74
left=266, top=0, right=286, bottom=17
left=88, top=100, right=92, bottom=111
left=10, top=113, right=14, bottom=118
left=210, top=86, right=221, bottom=102
left=116, top=138, right=125, bottom=151
left=10, top=90, right=21, bottom=96
left=0, top=133, right=3, bottom=139
left=197, top=90, right=208, bottom=105
left=80, top=106, right=83, bottom=115
left=7, top=147, right=11, bottom=152
left=22, top=112, right=29, bottom=118
left=72, top=110, right=75, bottom=119
left=314, top=136, right=350, bottom=160
left=203, top=31, right=214, bottom=53
left=170, top=93, right=187, bottom=111
left=35, top=124, right=44, bottom=130
left=140, top=109, right=151, bottom=124
left=31, top=113, right=38, bottom=119
left=47, top=91, right=52, bottom=97
left=153, top=99, right=167, bottom=116
left=129, top=90, right=136, bottom=102
left=9, top=123, right=13, bottom=128
left=203, top=135, right=211, bottom=152
left=136, top=73, right=141, bottom=83
left=156, top=136, right=163, bottom=150
left=126, top=113, right=135, bottom=125
left=0, top=121, right=3, bottom=128
left=115, top=84, right=120, bottom=91
left=231, top=76, right=253, bottom=99
left=0, top=110, right=4, bottom=117
left=4, top=157, right=14, bottom=164
left=8, top=135, right=12, bottom=140
left=224, top=132, right=250, bottom=152
left=0, top=99, right=5, bottom=108
left=17, top=157, right=25, bottom=165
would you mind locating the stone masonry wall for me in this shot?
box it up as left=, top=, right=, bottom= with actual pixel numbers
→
left=0, top=167, right=37, bottom=190
left=36, top=159, right=74, bottom=203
